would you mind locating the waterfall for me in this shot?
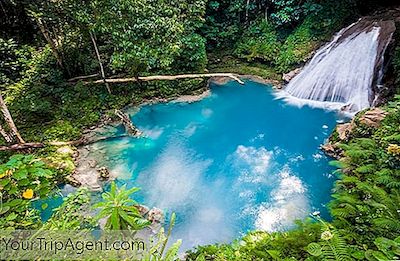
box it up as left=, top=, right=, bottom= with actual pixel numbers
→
left=281, top=18, right=395, bottom=113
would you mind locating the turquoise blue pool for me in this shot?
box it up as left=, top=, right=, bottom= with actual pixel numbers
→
left=82, top=80, right=343, bottom=250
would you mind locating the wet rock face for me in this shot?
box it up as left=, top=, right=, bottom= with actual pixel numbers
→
left=322, top=107, right=388, bottom=158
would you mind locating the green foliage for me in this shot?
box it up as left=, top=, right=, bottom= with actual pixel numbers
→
left=0, top=154, right=54, bottom=201
left=93, top=182, right=150, bottom=230
left=0, top=38, right=32, bottom=86
left=209, top=0, right=354, bottom=73
left=275, top=17, right=317, bottom=72
left=306, top=222, right=353, bottom=260
left=45, top=0, right=208, bottom=75
left=328, top=100, right=400, bottom=249
left=41, top=187, right=96, bottom=230
left=365, top=237, right=400, bottom=261
left=43, top=120, right=81, bottom=141
left=188, top=220, right=322, bottom=260
left=0, top=1, right=399, bottom=260
left=201, top=0, right=242, bottom=48
left=140, top=213, right=183, bottom=261
left=234, top=20, right=280, bottom=63
left=270, top=0, right=322, bottom=26
left=173, top=33, right=207, bottom=72
left=208, top=52, right=281, bottom=80
left=0, top=154, right=56, bottom=229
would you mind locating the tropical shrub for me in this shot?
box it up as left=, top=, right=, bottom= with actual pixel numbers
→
left=0, top=154, right=55, bottom=229
left=187, top=220, right=322, bottom=260
left=0, top=38, right=32, bottom=86
left=173, top=33, right=208, bottom=72
left=41, top=187, right=96, bottom=230
left=93, top=182, right=150, bottom=231
left=307, top=221, right=356, bottom=260
left=364, top=237, right=400, bottom=261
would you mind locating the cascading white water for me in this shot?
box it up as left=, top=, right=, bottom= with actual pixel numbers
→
left=282, top=21, right=387, bottom=113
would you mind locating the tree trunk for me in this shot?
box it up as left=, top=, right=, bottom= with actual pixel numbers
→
left=33, top=16, right=64, bottom=68
left=90, top=31, right=111, bottom=94
left=0, top=124, right=13, bottom=143
left=245, top=0, right=250, bottom=24
left=68, top=73, right=99, bottom=82
left=0, top=94, right=25, bottom=144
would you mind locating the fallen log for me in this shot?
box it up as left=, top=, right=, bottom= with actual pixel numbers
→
left=0, top=142, right=45, bottom=151
left=82, top=73, right=245, bottom=85
left=0, top=138, right=87, bottom=152
left=114, top=109, right=142, bottom=136
left=47, top=138, right=87, bottom=146
left=68, top=73, right=99, bottom=82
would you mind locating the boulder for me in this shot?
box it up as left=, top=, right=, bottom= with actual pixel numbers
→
left=336, top=123, right=354, bottom=141
left=282, top=68, right=302, bottom=83
left=359, top=108, right=387, bottom=128
left=97, top=166, right=110, bottom=181
left=321, top=143, right=341, bottom=159
left=148, top=208, right=164, bottom=224
left=65, top=175, right=82, bottom=187
left=136, top=205, right=150, bottom=216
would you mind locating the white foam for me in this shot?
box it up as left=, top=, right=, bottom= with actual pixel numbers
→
left=250, top=133, right=265, bottom=142
left=275, top=91, right=356, bottom=118
left=289, top=155, right=305, bottom=163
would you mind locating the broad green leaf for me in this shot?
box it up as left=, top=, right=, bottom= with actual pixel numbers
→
left=13, top=168, right=28, bottom=180
left=307, top=242, right=322, bottom=256
left=0, top=206, right=10, bottom=215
